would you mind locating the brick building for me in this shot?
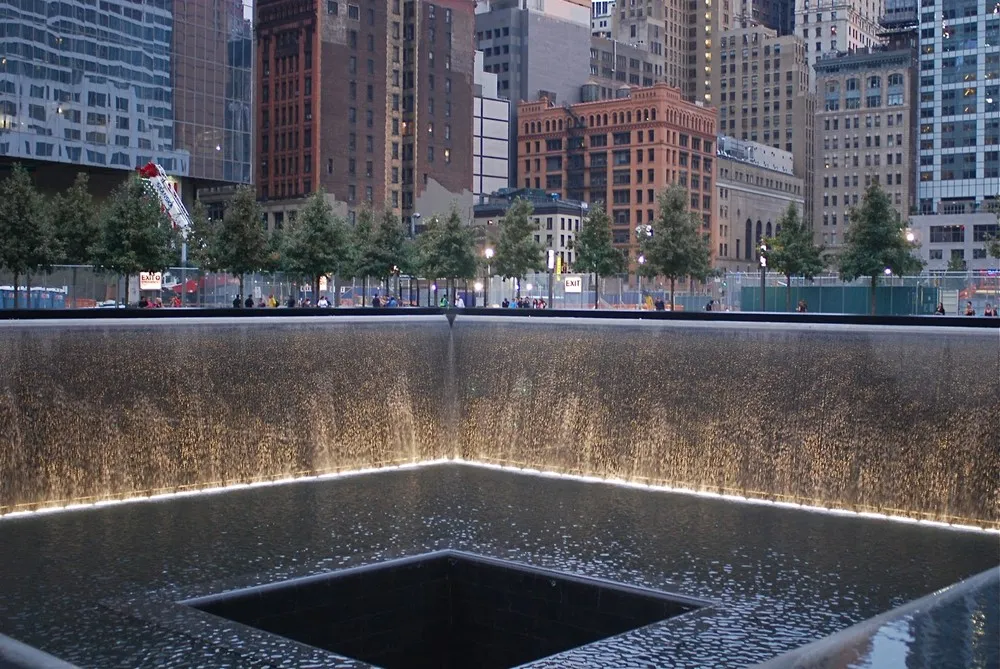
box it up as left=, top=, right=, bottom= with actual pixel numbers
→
left=255, top=0, right=475, bottom=229
left=517, top=83, right=718, bottom=262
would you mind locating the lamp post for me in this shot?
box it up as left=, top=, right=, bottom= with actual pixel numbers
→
left=547, top=249, right=555, bottom=309
left=759, top=243, right=768, bottom=311
left=410, top=212, right=421, bottom=238
left=637, top=254, right=646, bottom=308
left=484, top=247, right=494, bottom=307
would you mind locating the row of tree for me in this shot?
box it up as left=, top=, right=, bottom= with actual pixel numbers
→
left=2, top=161, right=994, bottom=313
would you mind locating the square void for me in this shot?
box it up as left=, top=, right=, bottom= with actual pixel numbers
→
left=185, top=550, right=705, bottom=669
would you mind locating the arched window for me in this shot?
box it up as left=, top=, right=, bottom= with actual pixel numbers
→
left=644, top=109, right=649, bottom=121
left=846, top=77, right=859, bottom=91
left=603, top=113, right=608, bottom=125
left=612, top=112, right=618, bottom=124
left=765, top=221, right=773, bottom=237
left=888, top=73, right=903, bottom=87
left=755, top=220, right=763, bottom=246
left=589, top=114, right=594, bottom=126
left=867, top=75, right=881, bottom=89
left=745, top=219, right=753, bottom=259
left=775, top=223, right=782, bottom=235
left=545, top=120, right=550, bottom=132
left=524, top=122, right=529, bottom=134
left=626, top=111, right=632, bottom=122
left=557, top=119, right=563, bottom=130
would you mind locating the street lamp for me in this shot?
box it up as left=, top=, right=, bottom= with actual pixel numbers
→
left=905, top=231, right=915, bottom=243
left=637, top=254, right=646, bottom=308
left=410, top=212, right=422, bottom=238
left=484, top=247, right=494, bottom=306
left=759, top=243, right=768, bottom=311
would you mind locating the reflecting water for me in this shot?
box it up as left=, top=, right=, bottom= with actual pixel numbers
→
left=0, top=465, right=995, bottom=668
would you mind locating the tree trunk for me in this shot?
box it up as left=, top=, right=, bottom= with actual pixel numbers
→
left=238, top=273, right=245, bottom=303
left=363, top=276, right=368, bottom=306
left=785, top=274, right=792, bottom=312
left=516, top=277, right=521, bottom=299
left=594, top=273, right=599, bottom=309
left=870, top=275, right=878, bottom=315
left=333, top=275, right=341, bottom=307
left=313, top=275, right=320, bottom=300
left=669, top=277, right=676, bottom=312
left=12, top=272, right=19, bottom=308
left=25, top=274, right=31, bottom=309
left=123, top=272, right=129, bottom=306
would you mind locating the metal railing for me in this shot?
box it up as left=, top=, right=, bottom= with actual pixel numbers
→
left=2, top=266, right=998, bottom=315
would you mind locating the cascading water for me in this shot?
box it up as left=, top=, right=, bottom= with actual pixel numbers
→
left=0, top=315, right=996, bottom=528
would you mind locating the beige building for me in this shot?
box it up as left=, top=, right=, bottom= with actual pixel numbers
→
left=715, top=135, right=805, bottom=272
left=610, top=0, right=732, bottom=105
left=713, top=24, right=816, bottom=224
left=587, top=36, right=663, bottom=97
left=812, top=46, right=917, bottom=249
left=795, top=0, right=885, bottom=91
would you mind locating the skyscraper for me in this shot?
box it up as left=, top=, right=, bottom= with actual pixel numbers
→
left=914, top=0, right=999, bottom=214
left=255, top=0, right=475, bottom=229
left=795, top=0, right=885, bottom=91
left=0, top=0, right=252, bottom=194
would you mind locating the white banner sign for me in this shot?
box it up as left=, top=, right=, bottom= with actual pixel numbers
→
left=564, top=276, right=582, bottom=293
left=139, top=272, right=163, bottom=291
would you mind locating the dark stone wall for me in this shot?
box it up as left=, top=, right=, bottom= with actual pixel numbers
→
left=452, top=318, right=1000, bottom=527
left=1, top=315, right=997, bottom=527
left=0, top=318, right=452, bottom=513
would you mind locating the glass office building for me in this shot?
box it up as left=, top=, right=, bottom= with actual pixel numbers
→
left=916, top=0, right=1000, bottom=213
left=0, top=0, right=252, bottom=184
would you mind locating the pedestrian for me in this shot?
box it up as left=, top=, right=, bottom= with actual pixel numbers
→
left=654, top=297, right=665, bottom=311
left=984, top=303, right=997, bottom=317
left=232, top=295, right=241, bottom=308
left=245, top=295, right=255, bottom=308
left=964, top=301, right=975, bottom=316
left=796, top=300, right=808, bottom=312
left=934, top=302, right=946, bottom=315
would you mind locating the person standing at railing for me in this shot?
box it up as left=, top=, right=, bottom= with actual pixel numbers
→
left=964, top=301, right=976, bottom=316
left=984, top=303, right=997, bottom=316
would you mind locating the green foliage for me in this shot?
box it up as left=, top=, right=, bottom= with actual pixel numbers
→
left=93, top=174, right=175, bottom=288
left=51, top=172, right=98, bottom=265
left=838, top=182, right=922, bottom=313
left=370, top=208, right=409, bottom=279
left=186, top=199, right=222, bottom=271
left=574, top=202, right=626, bottom=308
left=417, top=206, right=478, bottom=283
left=575, top=202, right=626, bottom=277
left=0, top=164, right=55, bottom=306
left=493, top=198, right=544, bottom=292
left=349, top=203, right=379, bottom=278
left=764, top=203, right=825, bottom=310
left=986, top=196, right=1000, bottom=260
left=946, top=255, right=967, bottom=272
left=282, top=189, right=351, bottom=296
left=641, top=184, right=711, bottom=308
left=215, top=185, right=268, bottom=289
left=263, top=226, right=286, bottom=274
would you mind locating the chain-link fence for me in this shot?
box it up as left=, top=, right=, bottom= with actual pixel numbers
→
left=2, top=266, right=999, bottom=315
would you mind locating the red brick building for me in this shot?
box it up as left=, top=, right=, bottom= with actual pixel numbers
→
left=255, top=0, right=475, bottom=228
left=517, top=83, right=718, bottom=261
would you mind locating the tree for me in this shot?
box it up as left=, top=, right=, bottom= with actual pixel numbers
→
left=764, top=203, right=825, bottom=311
left=640, top=184, right=712, bottom=311
left=215, top=185, right=268, bottom=298
left=282, top=189, right=352, bottom=299
left=93, top=174, right=175, bottom=304
left=0, top=164, right=55, bottom=308
left=417, top=205, right=477, bottom=303
left=493, top=197, right=544, bottom=297
left=350, top=203, right=379, bottom=303
left=985, top=196, right=1000, bottom=262
left=946, top=255, right=967, bottom=272
left=372, top=208, right=409, bottom=296
left=574, top=202, right=626, bottom=309
left=52, top=172, right=98, bottom=265
left=839, top=181, right=923, bottom=315
left=50, top=172, right=100, bottom=308
left=186, top=200, right=221, bottom=271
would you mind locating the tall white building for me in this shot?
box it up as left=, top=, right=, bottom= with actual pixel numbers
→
left=795, top=0, right=885, bottom=90
left=474, top=51, right=511, bottom=202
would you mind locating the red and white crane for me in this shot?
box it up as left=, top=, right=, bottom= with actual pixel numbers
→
left=136, top=162, right=193, bottom=231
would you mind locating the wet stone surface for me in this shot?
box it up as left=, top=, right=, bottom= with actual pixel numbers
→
left=0, top=464, right=996, bottom=669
